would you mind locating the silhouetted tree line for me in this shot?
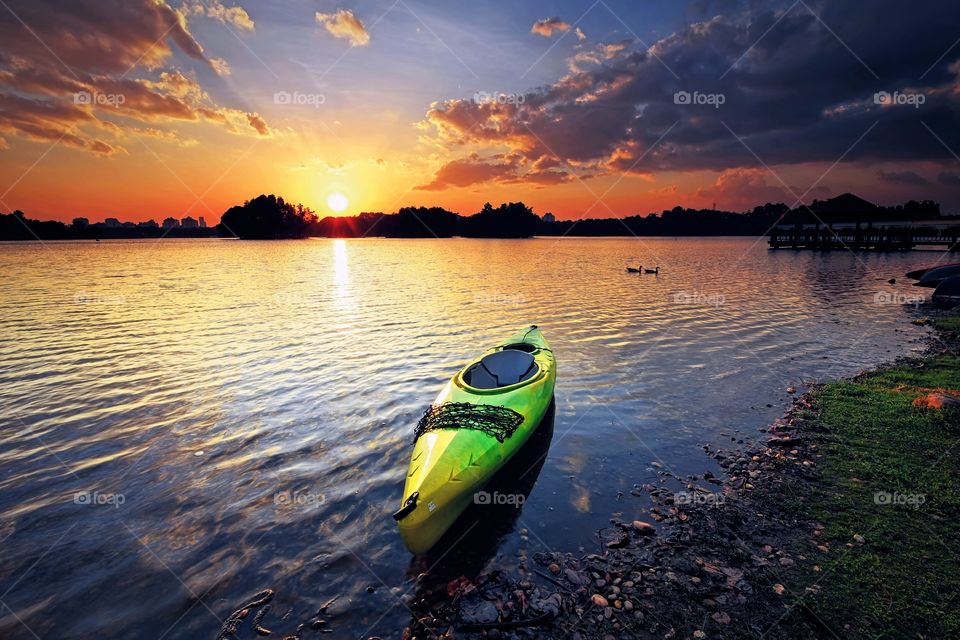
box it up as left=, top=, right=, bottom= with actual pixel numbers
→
left=3, top=192, right=956, bottom=241
left=313, top=202, right=540, bottom=238
left=218, top=194, right=318, bottom=239
left=778, top=193, right=946, bottom=226
left=539, top=204, right=790, bottom=237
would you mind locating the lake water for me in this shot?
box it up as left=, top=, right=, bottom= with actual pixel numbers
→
left=0, top=237, right=938, bottom=639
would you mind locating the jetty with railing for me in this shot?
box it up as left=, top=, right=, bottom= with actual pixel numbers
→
left=767, top=193, right=960, bottom=251
left=769, top=220, right=960, bottom=251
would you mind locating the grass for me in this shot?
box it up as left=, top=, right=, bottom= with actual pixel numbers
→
left=934, top=315, right=960, bottom=333
left=781, top=321, right=960, bottom=638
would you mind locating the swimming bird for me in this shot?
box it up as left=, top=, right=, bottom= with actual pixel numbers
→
left=626, top=263, right=641, bottom=273
left=644, top=266, right=659, bottom=274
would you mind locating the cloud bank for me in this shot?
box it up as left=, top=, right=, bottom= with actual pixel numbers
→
left=0, top=0, right=269, bottom=155
left=421, top=1, right=960, bottom=194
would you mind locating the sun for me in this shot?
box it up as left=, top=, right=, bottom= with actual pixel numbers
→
left=327, top=192, right=349, bottom=213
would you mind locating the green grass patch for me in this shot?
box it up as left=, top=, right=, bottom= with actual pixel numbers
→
left=934, top=315, right=960, bottom=334
left=783, top=330, right=960, bottom=637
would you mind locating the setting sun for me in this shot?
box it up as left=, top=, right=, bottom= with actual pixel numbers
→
left=327, top=192, right=349, bottom=213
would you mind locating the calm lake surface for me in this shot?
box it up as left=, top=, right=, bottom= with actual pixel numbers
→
left=0, top=237, right=938, bottom=638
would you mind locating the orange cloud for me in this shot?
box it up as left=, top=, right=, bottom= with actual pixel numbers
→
left=184, top=0, right=255, bottom=31
left=416, top=152, right=575, bottom=190
left=531, top=17, right=571, bottom=37
left=0, top=0, right=211, bottom=74
left=315, top=9, right=370, bottom=46
left=0, top=1, right=269, bottom=154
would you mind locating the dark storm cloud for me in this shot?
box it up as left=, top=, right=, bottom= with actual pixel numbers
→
left=421, top=0, right=960, bottom=187
left=939, top=172, right=960, bottom=188
left=876, top=170, right=929, bottom=185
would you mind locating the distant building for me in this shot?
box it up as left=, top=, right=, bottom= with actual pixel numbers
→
left=542, top=212, right=556, bottom=223
left=180, top=216, right=198, bottom=229
left=162, top=217, right=179, bottom=229
left=198, top=216, right=207, bottom=228
left=139, top=219, right=159, bottom=229
left=104, top=217, right=120, bottom=228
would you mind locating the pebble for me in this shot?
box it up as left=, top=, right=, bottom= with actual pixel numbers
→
left=548, top=563, right=560, bottom=574
left=591, top=594, right=609, bottom=607
left=632, top=520, right=655, bottom=534
left=711, top=611, right=731, bottom=624
left=565, top=569, right=582, bottom=585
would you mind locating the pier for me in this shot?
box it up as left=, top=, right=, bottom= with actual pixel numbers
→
left=769, top=220, right=960, bottom=251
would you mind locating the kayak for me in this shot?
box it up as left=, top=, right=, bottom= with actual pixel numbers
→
left=933, top=276, right=960, bottom=306
left=909, top=263, right=960, bottom=287
left=394, top=325, right=557, bottom=554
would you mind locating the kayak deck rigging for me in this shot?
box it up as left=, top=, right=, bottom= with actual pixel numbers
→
left=412, top=402, right=525, bottom=444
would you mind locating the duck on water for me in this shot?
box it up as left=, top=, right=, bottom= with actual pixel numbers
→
left=626, top=264, right=660, bottom=274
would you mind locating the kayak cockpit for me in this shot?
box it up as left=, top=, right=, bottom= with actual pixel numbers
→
left=463, top=349, right=539, bottom=389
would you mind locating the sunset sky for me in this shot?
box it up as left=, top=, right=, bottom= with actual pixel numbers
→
left=1, top=0, right=960, bottom=222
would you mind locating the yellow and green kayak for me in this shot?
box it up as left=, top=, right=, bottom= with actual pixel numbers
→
left=394, top=325, right=557, bottom=554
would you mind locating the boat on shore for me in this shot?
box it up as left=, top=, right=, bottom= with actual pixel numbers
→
left=932, top=276, right=960, bottom=306
left=907, top=262, right=960, bottom=286
left=394, top=325, right=557, bottom=554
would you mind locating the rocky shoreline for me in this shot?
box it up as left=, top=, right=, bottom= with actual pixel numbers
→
left=397, top=309, right=959, bottom=640
left=401, top=394, right=827, bottom=640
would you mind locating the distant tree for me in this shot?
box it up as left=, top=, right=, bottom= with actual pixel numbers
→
left=388, top=206, right=458, bottom=237
left=463, top=201, right=540, bottom=238
left=219, top=194, right=318, bottom=239
left=72, top=217, right=89, bottom=228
